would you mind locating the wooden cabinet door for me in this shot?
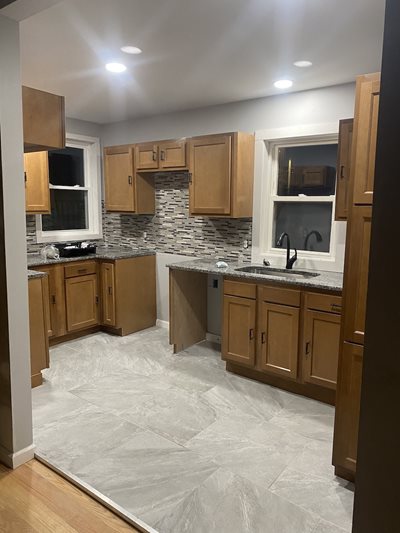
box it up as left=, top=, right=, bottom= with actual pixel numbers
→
left=352, top=73, right=380, bottom=205
left=258, top=301, right=299, bottom=379
left=101, top=263, right=116, bottom=326
left=222, top=295, right=256, bottom=367
left=303, top=310, right=341, bottom=389
left=28, top=278, right=49, bottom=387
left=343, top=206, right=372, bottom=345
left=333, top=342, right=363, bottom=476
left=34, top=264, right=66, bottom=338
left=135, top=143, right=159, bottom=170
left=65, top=274, right=99, bottom=332
left=159, top=141, right=187, bottom=169
left=104, top=145, right=135, bottom=212
left=189, top=135, right=232, bottom=215
left=335, top=119, right=354, bottom=220
left=22, top=86, right=65, bottom=152
left=24, top=151, right=50, bottom=214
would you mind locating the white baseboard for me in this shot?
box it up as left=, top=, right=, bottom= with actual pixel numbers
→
left=206, top=332, right=222, bottom=344
left=0, top=443, right=35, bottom=469
left=156, top=319, right=169, bottom=329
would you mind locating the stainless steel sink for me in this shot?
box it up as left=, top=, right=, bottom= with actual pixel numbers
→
left=235, top=266, right=320, bottom=278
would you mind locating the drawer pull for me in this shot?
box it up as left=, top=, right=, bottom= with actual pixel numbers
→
left=249, top=328, right=254, bottom=340
left=331, top=304, right=342, bottom=312
left=152, top=151, right=157, bottom=161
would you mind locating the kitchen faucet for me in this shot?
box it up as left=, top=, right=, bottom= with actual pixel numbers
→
left=276, top=232, right=297, bottom=269
left=304, top=230, right=323, bottom=250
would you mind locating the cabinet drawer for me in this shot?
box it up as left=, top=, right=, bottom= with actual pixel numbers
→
left=224, top=279, right=256, bottom=299
left=259, top=285, right=300, bottom=307
left=306, top=293, right=342, bottom=314
left=64, top=261, right=97, bottom=278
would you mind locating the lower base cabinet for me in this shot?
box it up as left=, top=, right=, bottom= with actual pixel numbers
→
left=333, top=342, right=363, bottom=480
left=65, top=274, right=99, bottom=332
left=222, top=279, right=342, bottom=402
left=28, top=276, right=50, bottom=387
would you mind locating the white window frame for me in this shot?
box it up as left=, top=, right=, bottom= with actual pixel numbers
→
left=36, top=133, right=102, bottom=243
left=251, top=124, right=347, bottom=272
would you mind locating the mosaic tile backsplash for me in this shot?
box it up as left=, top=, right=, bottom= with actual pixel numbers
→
left=26, top=172, right=252, bottom=262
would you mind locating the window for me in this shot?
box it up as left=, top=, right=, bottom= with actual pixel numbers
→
left=252, top=126, right=347, bottom=272
left=36, top=134, right=102, bottom=243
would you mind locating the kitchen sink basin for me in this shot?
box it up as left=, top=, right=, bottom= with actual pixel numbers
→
left=235, top=266, right=320, bottom=278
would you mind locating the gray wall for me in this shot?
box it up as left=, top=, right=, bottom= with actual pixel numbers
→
left=0, top=14, right=33, bottom=467
left=100, top=83, right=355, bottom=146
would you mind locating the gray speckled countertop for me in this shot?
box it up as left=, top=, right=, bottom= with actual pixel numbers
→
left=28, top=269, right=47, bottom=280
left=167, top=259, right=343, bottom=293
left=27, top=247, right=156, bottom=268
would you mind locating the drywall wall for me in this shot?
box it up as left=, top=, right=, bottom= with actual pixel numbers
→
left=101, top=83, right=355, bottom=146
left=66, top=117, right=101, bottom=138
left=0, top=14, right=33, bottom=467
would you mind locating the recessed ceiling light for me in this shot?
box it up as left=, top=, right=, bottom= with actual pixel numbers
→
left=274, top=79, right=293, bottom=89
left=293, top=60, right=313, bottom=68
left=105, top=62, right=127, bottom=73
left=121, top=45, right=142, bottom=55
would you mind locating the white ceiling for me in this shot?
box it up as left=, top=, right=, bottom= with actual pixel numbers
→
left=17, top=0, right=385, bottom=124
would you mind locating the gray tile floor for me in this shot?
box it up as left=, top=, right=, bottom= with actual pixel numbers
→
left=32, top=326, right=354, bottom=533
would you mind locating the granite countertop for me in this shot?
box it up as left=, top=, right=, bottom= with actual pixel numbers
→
left=167, top=259, right=343, bottom=293
left=27, top=247, right=156, bottom=268
left=28, top=269, right=47, bottom=280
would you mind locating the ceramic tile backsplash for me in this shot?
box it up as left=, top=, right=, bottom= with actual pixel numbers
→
left=26, top=172, right=252, bottom=261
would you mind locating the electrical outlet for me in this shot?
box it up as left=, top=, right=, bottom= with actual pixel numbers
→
left=243, top=239, right=249, bottom=249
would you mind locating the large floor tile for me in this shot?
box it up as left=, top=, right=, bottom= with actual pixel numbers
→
left=34, top=403, right=141, bottom=472
left=75, top=429, right=219, bottom=528
left=153, top=467, right=320, bottom=533
left=270, top=467, right=354, bottom=531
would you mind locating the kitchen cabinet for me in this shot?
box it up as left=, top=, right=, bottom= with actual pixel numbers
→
left=333, top=342, right=363, bottom=479
left=104, top=144, right=155, bottom=214
left=351, top=73, right=380, bottom=205
left=24, top=151, right=50, bottom=214
left=333, top=72, right=380, bottom=482
left=35, top=264, right=66, bottom=338
left=28, top=276, right=50, bottom=387
left=342, top=206, right=372, bottom=345
left=101, top=262, right=116, bottom=327
left=335, top=119, right=354, bottom=221
left=65, top=274, right=99, bottom=332
left=135, top=140, right=187, bottom=171
left=222, top=295, right=256, bottom=367
left=257, top=287, right=300, bottom=379
left=303, top=294, right=341, bottom=389
left=221, top=279, right=340, bottom=401
left=188, top=132, right=255, bottom=217
left=22, top=86, right=65, bottom=152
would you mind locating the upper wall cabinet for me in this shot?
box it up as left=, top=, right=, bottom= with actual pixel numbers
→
left=22, top=86, right=65, bottom=153
left=135, top=140, right=187, bottom=171
left=24, top=151, right=51, bottom=214
left=335, top=118, right=354, bottom=221
left=189, top=132, right=255, bottom=218
left=104, top=145, right=155, bottom=214
left=351, top=73, right=380, bottom=205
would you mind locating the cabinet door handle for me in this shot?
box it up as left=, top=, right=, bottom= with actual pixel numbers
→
left=160, top=150, right=165, bottom=161
left=51, top=295, right=56, bottom=305
left=128, top=175, right=133, bottom=185
left=108, top=286, right=112, bottom=296
left=188, top=173, right=193, bottom=184
left=340, top=165, right=345, bottom=179
left=261, top=332, right=266, bottom=344
left=152, top=150, right=157, bottom=161
left=305, top=341, right=311, bottom=356
left=24, top=171, right=27, bottom=184
left=95, top=296, right=99, bottom=305
left=249, top=328, right=254, bottom=340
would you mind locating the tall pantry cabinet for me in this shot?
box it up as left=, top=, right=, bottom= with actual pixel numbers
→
left=333, top=72, right=380, bottom=481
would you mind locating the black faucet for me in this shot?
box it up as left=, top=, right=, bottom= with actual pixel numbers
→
left=304, top=230, right=323, bottom=251
left=276, top=232, right=297, bottom=269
